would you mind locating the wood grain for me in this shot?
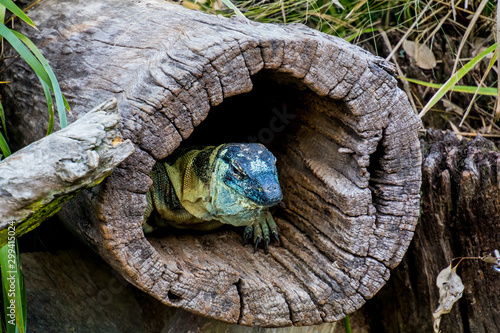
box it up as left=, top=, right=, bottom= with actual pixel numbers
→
left=0, top=98, right=134, bottom=246
left=354, top=130, right=500, bottom=332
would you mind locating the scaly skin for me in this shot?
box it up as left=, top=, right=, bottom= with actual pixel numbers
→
left=143, top=143, right=283, bottom=252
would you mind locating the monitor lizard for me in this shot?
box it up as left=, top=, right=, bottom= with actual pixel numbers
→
left=143, top=143, right=283, bottom=252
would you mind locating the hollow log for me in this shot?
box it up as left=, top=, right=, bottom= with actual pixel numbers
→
left=3, top=0, right=422, bottom=326
left=0, top=98, right=134, bottom=246
left=351, top=130, right=500, bottom=332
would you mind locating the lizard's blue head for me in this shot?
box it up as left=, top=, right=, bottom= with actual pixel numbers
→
left=217, top=143, right=283, bottom=207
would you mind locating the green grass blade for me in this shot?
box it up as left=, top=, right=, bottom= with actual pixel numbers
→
left=39, top=78, right=54, bottom=135
left=0, top=24, right=69, bottom=128
left=0, top=23, right=51, bottom=87
left=12, top=30, right=68, bottom=128
left=0, top=131, right=10, bottom=159
left=0, top=239, right=26, bottom=333
left=1, top=267, right=8, bottom=332
left=0, top=4, right=6, bottom=24
left=419, top=43, right=497, bottom=118
left=0, top=101, right=8, bottom=141
left=459, top=49, right=498, bottom=126
left=62, top=94, right=70, bottom=111
left=14, top=242, right=25, bottom=333
left=221, top=0, right=246, bottom=17
left=0, top=0, right=35, bottom=27
left=344, top=314, right=352, bottom=333
left=401, top=77, right=498, bottom=96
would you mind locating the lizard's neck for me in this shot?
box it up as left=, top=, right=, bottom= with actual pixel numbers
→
left=165, top=146, right=221, bottom=221
left=165, top=145, right=264, bottom=226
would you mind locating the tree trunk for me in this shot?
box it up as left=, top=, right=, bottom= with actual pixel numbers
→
left=353, top=130, right=500, bottom=332
left=0, top=98, right=134, bottom=246
left=2, top=0, right=421, bottom=327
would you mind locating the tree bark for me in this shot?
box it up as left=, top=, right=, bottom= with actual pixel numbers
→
left=353, top=130, right=500, bottom=332
left=2, top=0, right=421, bottom=326
left=0, top=98, right=134, bottom=246
left=20, top=238, right=337, bottom=332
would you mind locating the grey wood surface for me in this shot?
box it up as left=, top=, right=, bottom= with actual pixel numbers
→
left=20, top=240, right=337, bottom=332
left=0, top=98, right=134, bottom=246
left=353, top=130, right=500, bottom=333
left=2, top=0, right=421, bottom=326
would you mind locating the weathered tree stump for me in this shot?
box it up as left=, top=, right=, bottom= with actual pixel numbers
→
left=3, top=0, right=421, bottom=326
left=353, top=130, right=500, bottom=332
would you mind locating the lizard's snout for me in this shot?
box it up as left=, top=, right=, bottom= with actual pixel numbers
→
left=262, top=182, right=283, bottom=206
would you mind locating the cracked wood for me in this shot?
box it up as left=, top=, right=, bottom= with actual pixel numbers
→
left=0, top=99, right=134, bottom=247
left=2, top=0, right=421, bottom=326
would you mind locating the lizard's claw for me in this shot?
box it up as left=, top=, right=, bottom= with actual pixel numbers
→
left=254, top=236, right=262, bottom=253
left=266, top=210, right=280, bottom=246
left=253, top=222, right=262, bottom=253
left=272, top=229, right=280, bottom=246
left=142, top=221, right=156, bottom=234
left=243, top=226, right=252, bottom=245
left=243, top=210, right=279, bottom=253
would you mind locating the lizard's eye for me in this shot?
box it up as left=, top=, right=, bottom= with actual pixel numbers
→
left=231, top=163, right=246, bottom=180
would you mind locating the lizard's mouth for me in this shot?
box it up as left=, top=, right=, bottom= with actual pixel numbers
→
left=247, top=190, right=283, bottom=207
left=261, top=200, right=283, bottom=208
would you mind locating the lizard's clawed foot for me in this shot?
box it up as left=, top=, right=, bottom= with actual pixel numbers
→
left=142, top=221, right=156, bottom=234
left=242, top=211, right=279, bottom=253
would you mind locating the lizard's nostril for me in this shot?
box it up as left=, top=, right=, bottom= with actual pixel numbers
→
left=264, top=185, right=283, bottom=204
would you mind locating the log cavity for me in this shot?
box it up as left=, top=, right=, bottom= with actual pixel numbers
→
left=145, top=71, right=372, bottom=255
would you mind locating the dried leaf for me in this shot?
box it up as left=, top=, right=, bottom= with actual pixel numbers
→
left=448, top=120, right=463, bottom=140
left=213, top=0, right=226, bottom=10
left=442, top=98, right=464, bottom=116
left=482, top=253, right=499, bottom=265
left=403, top=40, right=437, bottom=69
left=182, top=1, right=201, bottom=10
left=433, top=264, right=464, bottom=333
left=112, top=137, right=123, bottom=146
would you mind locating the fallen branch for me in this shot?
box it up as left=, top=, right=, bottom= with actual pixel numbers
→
left=0, top=98, right=134, bottom=246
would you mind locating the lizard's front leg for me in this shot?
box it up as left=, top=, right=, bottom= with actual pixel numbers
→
left=243, top=209, right=280, bottom=253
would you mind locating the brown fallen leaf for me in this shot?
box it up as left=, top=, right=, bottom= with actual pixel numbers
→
left=482, top=252, right=500, bottom=265
left=403, top=40, right=437, bottom=70
left=442, top=98, right=464, bottom=116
